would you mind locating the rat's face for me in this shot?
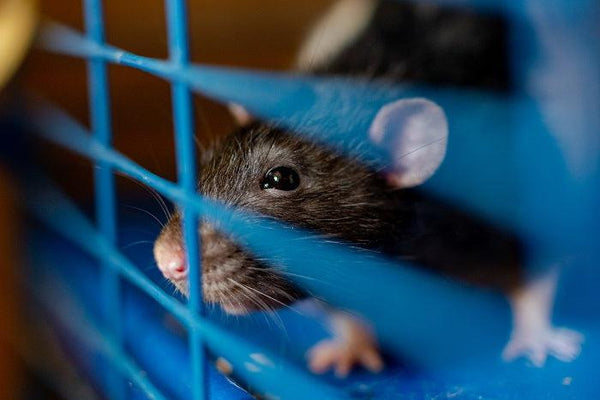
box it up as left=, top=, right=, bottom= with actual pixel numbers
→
left=153, top=123, right=394, bottom=314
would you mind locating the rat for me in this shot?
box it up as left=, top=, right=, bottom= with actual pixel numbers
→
left=154, top=0, right=583, bottom=377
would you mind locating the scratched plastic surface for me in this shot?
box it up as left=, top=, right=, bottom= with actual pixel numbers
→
left=28, top=215, right=600, bottom=400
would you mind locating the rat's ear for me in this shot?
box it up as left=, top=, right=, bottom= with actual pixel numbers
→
left=369, top=98, right=448, bottom=188
left=227, top=103, right=254, bottom=126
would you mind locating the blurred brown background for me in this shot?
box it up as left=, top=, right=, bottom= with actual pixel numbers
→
left=2, top=0, right=336, bottom=397
left=23, top=0, right=336, bottom=198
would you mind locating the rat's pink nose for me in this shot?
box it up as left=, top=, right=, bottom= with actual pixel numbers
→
left=154, top=245, right=188, bottom=281
left=164, top=257, right=187, bottom=280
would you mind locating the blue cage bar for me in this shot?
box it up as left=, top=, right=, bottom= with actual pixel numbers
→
left=82, top=0, right=123, bottom=398
left=164, top=0, right=207, bottom=399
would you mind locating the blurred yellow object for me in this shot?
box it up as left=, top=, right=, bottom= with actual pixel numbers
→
left=0, top=0, right=38, bottom=90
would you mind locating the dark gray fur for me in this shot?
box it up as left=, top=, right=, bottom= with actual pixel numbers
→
left=156, top=0, right=522, bottom=312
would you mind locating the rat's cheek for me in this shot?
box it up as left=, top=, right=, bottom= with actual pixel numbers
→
left=200, top=223, right=238, bottom=264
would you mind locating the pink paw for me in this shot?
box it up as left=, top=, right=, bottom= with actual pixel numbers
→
left=502, top=326, right=584, bottom=367
left=307, top=338, right=384, bottom=377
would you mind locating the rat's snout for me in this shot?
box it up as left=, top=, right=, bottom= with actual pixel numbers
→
left=153, top=239, right=188, bottom=282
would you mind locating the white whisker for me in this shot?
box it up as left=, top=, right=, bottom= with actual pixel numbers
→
left=122, top=240, right=154, bottom=250
left=124, top=204, right=165, bottom=229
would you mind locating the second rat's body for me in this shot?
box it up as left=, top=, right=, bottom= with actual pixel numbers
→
left=155, top=0, right=582, bottom=376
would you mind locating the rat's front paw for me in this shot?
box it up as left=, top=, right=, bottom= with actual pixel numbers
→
left=502, top=326, right=584, bottom=367
left=307, top=338, right=384, bottom=377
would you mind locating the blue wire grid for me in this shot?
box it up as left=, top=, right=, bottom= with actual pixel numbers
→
left=27, top=0, right=600, bottom=399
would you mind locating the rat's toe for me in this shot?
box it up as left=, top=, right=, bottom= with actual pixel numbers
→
left=308, top=340, right=342, bottom=374
left=548, top=328, right=584, bottom=361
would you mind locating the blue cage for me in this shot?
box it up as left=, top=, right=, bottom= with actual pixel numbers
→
left=23, top=0, right=600, bottom=399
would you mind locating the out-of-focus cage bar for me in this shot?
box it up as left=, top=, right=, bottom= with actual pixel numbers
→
left=28, top=0, right=600, bottom=399
left=82, top=0, right=122, bottom=399
left=164, top=1, right=207, bottom=399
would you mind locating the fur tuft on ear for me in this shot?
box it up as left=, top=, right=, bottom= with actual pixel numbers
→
left=227, top=103, right=254, bottom=126
left=369, top=98, right=448, bottom=188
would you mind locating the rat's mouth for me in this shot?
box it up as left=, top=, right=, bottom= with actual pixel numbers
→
left=155, top=222, right=307, bottom=314
left=206, top=273, right=306, bottom=315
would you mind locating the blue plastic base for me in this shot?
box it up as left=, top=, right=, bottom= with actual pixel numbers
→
left=28, top=218, right=600, bottom=399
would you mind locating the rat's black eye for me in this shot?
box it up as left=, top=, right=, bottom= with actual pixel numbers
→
left=260, top=166, right=300, bottom=191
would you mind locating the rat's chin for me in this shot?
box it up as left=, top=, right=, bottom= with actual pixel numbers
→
left=217, top=287, right=304, bottom=316
left=218, top=295, right=282, bottom=315
left=221, top=303, right=252, bottom=315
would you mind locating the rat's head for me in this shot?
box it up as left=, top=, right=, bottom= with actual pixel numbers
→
left=154, top=98, right=448, bottom=314
left=153, top=124, right=392, bottom=314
